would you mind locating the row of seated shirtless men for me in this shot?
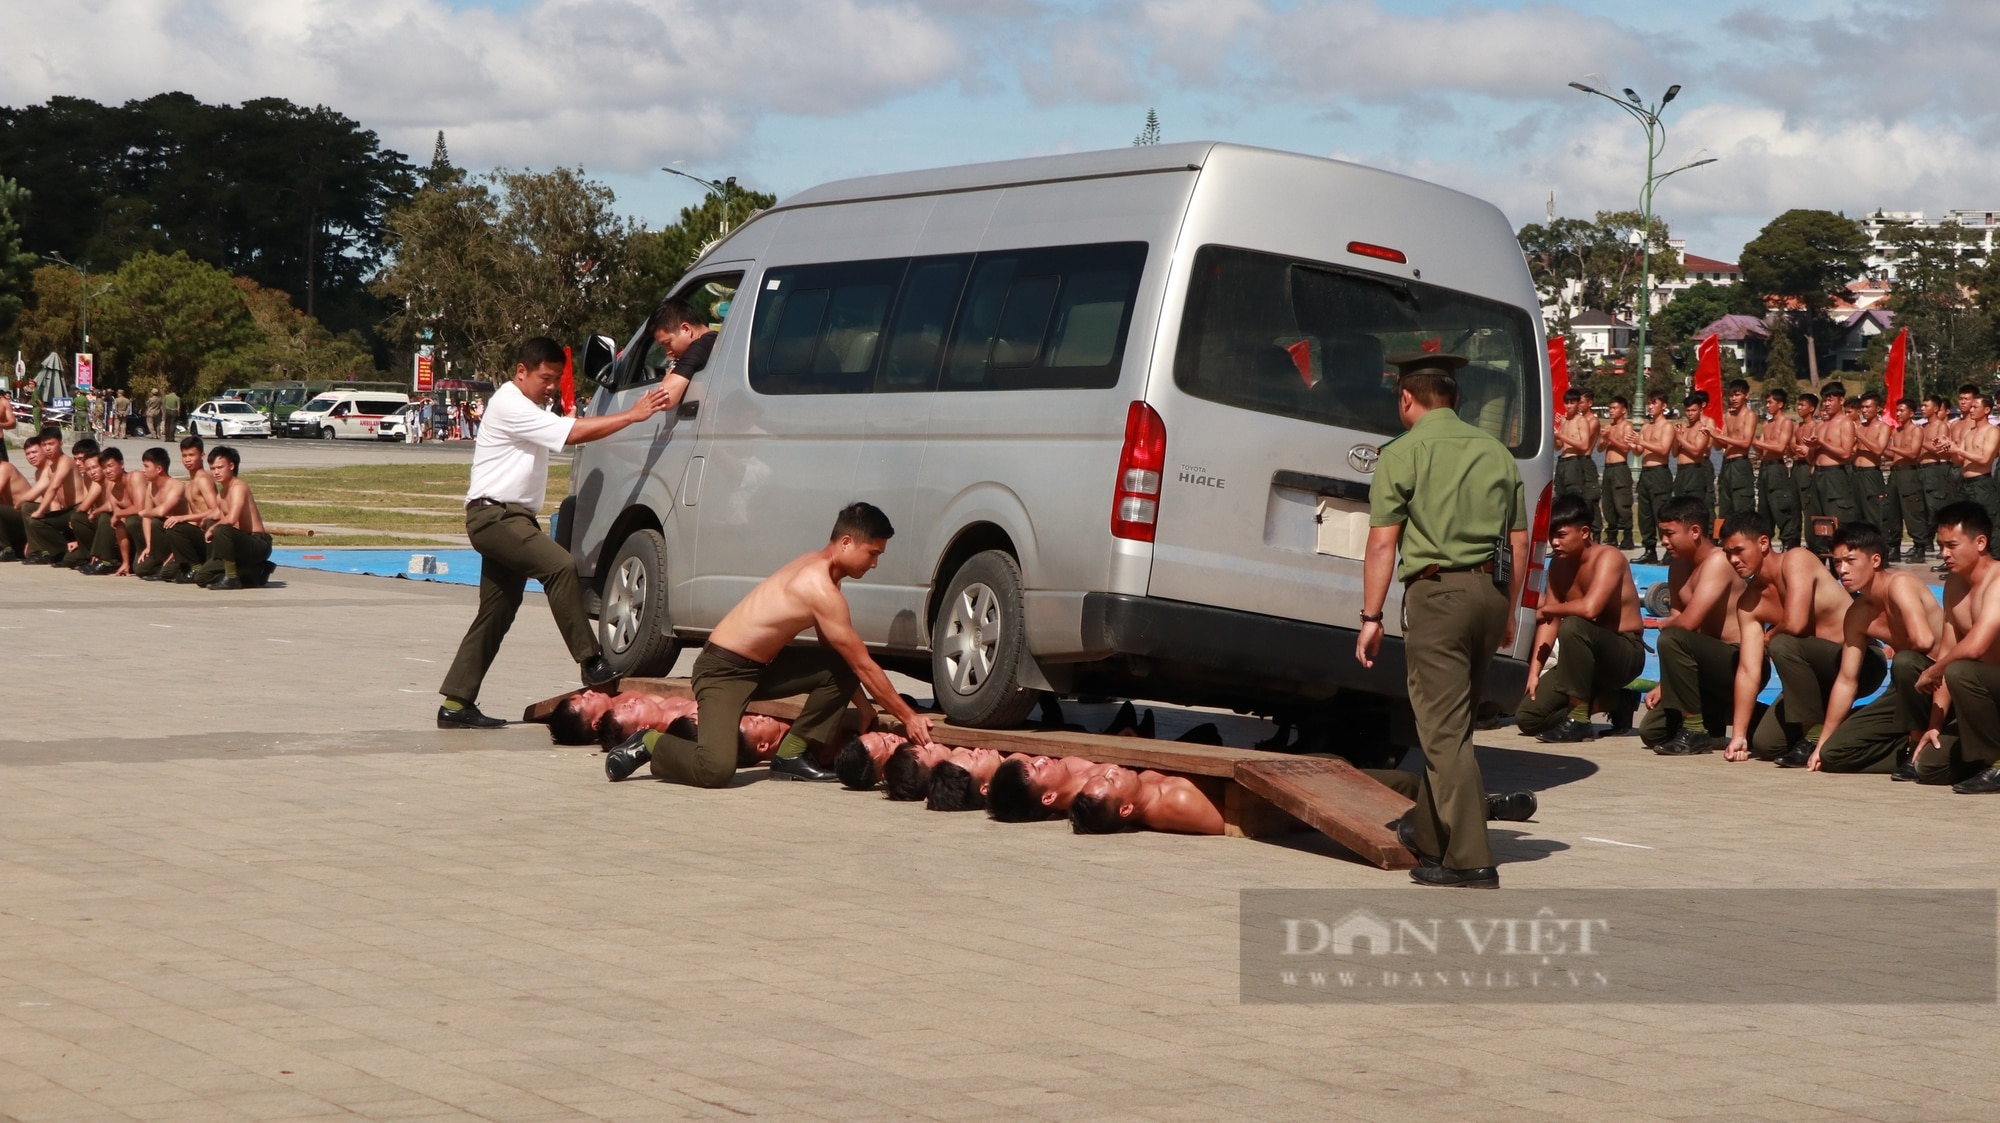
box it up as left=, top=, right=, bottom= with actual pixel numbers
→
left=548, top=690, right=1542, bottom=836
left=0, top=428, right=274, bottom=588
left=1517, top=489, right=2000, bottom=795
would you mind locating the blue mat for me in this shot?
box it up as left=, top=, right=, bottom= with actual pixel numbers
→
left=272, top=548, right=539, bottom=592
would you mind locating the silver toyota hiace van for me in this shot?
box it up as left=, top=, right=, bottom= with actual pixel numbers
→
left=562, top=142, right=1555, bottom=731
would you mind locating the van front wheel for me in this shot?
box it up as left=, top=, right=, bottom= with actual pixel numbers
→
left=600, top=529, right=680, bottom=677
left=931, top=550, right=1038, bottom=728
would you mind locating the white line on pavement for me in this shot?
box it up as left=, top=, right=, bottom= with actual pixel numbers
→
left=1582, top=836, right=1656, bottom=850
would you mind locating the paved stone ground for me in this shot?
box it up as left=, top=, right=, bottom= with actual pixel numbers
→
left=2, top=563, right=1997, bottom=1122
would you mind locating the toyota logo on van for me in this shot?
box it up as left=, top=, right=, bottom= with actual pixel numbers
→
left=1347, top=445, right=1380, bottom=474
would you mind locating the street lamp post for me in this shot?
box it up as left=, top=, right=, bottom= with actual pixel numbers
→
left=43, top=253, right=115, bottom=433
left=1567, top=82, right=1715, bottom=405
left=659, top=166, right=741, bottom=237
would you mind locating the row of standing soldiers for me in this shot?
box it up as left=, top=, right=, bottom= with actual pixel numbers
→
left=1553, top=379, right=2000, bottom=568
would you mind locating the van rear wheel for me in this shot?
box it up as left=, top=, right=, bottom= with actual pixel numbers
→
left=931, top=550, right=1038, bottom=728
left=600, top=529, right=680, bottom=677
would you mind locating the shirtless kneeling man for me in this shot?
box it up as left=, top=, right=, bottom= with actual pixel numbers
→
left=1810, top=522, right=1944, bottom=773
left=605, top=502, right=934, bottom=785
left=1720, top=511, right=1884, bottom=765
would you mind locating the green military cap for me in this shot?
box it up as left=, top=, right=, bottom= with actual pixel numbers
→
left=1385, top=351, right=1469, bottom=378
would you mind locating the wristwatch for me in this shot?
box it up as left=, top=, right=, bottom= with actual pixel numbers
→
left=1358, top=611, right=1384, bottom=624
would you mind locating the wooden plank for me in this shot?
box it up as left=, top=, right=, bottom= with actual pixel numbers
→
left=521, top=689, right=582, bottom=723
left=1221, top=782, right=1306, bottom=839
left=1234, top=758, right=1417, bottom=870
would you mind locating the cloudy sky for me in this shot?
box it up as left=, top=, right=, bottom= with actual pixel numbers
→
left=6, top=0, right=1997, bottom=260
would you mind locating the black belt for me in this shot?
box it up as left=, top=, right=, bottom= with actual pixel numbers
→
left=1559, top=454, right=1590, bottom=460
left=1406, top=559, right=1495, bottom=583
left=467, top=498, right=516, bottom=510
left=701, top=641, right=769, bottom=670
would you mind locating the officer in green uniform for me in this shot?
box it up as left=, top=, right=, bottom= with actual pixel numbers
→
left=1357, top=353, right=1528, bottom=889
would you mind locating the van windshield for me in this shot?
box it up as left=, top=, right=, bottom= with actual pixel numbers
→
left=1173, top=245, right=1539, bottom=455
left=297, top=397, right=334, bottom=414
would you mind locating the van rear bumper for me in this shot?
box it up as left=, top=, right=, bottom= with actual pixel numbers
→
left=1077, top=593, right=1527, bottom=710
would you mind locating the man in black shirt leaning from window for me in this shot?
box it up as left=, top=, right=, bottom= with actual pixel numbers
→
left=650, top=298, right=716, bottom=397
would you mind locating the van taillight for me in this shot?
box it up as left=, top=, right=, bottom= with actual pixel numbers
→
left=1520, top=481, right=1553, bottom=610
left=1111, top=401, right=1166, bottom=541
left=1347, top=241, right=1408, bottom=264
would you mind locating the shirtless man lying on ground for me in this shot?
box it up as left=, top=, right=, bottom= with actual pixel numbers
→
left=1069, top=764, right=1226, bottom=835
left=833, top=731, right=917, bottom=790
left=986, top=754, right=1106, bottom=820
left=923, top=747, right=1013, bottom=812
left=604, top=501, right=932, bottom=785
left=546, top=691, right=696, bottom=745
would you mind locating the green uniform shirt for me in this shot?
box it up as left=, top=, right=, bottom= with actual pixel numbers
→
left=1369, top=406, right=1527, bottom=583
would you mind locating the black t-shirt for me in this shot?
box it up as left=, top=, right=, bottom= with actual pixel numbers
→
left=673, top=331, right=716, bottom=378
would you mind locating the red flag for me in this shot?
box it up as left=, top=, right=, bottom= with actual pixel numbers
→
left=1547, top=334, right=1568, bottom=407
left=1695, top=333, right=1722, bottom=406
left=1285, top=339, right=1316, bottom=388
left=1885, top=327, right=1908, bottom=409
left=560, top=345, right=576, bottom=416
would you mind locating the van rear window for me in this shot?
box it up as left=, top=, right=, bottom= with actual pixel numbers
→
left=1173, top=245, right=1539, bottom=455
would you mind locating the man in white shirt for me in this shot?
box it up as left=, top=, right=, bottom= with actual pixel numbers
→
left=438, top=336, right=677, bottom=728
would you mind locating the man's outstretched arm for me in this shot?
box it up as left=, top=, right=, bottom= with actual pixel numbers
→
left=809, top=585, right=933, bottom=744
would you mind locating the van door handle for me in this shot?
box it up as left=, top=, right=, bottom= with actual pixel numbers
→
left=677, top=400, right=700, bottom=419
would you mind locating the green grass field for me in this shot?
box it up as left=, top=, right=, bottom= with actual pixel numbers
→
left=245, top=464, right=568, bottom=545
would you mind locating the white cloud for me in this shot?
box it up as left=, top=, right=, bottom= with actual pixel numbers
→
left=6, top=0, right=1999, bottom=259
left=0, top=0, right=965, bottom=170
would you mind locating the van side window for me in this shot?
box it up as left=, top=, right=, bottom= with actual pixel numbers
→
left=877, top=256, right=970, bottom=393
left=942, top=242, right=1145, bottom=392
left=750, top=260, right=905, bottom=394
left=1172, top=245, right=1538, bottom=455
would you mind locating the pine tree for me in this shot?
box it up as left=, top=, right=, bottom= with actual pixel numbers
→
left=1132, top=108, right=1161, bottom=147
left=424, top=130, right=462, bottom=189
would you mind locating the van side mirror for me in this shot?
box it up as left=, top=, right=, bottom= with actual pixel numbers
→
left=582, top=335, right=618, bottom=388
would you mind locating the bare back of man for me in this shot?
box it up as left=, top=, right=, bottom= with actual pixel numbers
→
left=708, top=553, right=854, bottom=664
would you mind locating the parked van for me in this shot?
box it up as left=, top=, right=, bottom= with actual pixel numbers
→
left=563, top=142, right=1554, bottom=731
left=285, top=391, right=409, bottom=440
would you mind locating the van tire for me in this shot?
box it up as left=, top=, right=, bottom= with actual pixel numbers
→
left=320, top=426, right=336, bottom=440
left=931, top=550, right=1038, bottom=728
left=600, top=529, right=680, bottom=677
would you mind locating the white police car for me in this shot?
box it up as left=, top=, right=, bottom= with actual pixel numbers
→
left=188, top=399, right=273, bottom=439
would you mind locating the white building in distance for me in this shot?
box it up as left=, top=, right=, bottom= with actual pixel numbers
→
left=1859, top=209, right=1999, bottom=280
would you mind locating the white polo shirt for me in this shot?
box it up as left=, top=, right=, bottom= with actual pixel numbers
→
left=465, top=381, right=576, bottom=507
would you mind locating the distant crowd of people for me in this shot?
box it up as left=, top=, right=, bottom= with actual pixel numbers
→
left=0, top=428, right=273, bottom=589
left=62, top=387, right=184, bottom=439
left=1555, top=378, right=2000, bottom=570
